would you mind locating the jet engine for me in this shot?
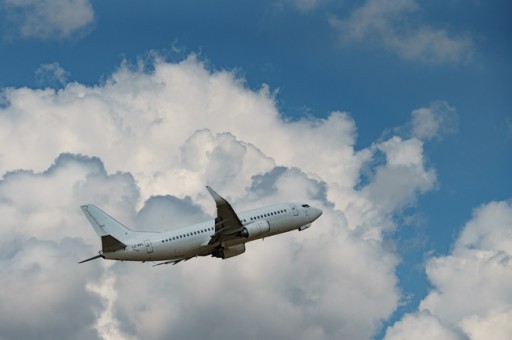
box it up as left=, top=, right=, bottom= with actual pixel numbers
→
left=240, top=220, right=270, bottom=238
left=212, top=244, right=246, bottom=259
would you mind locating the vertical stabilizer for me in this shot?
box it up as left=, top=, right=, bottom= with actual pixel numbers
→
left=81, top=204, right=134, bottom=243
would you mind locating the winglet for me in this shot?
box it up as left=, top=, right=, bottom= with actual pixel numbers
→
left=205, top=186, right=244, bottom=245
left=206, top=186, right=227, bottom=205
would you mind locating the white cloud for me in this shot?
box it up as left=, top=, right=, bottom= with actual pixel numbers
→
left=410, top=101, right=458, bottom=140
left=363, top=137, right=436, bottom=213
left=0, top=55, right=442, bottom=339
left=384, top=311, right=463, bottom=340
left=329, top=0, right=473, bottom=63
left=385, top=200, right=512, bottom=339
left=461, top=310, right=512, bottom=340
left=35, top=62, right=70, bottom=87
left=0, top=55, right=365, bottom=205
left=3, top=0, right=95, bottom=40
left=0, top=229, right=104, bottom=339
left=87, top=270, right=135, bottom=340
left=455, top=201, right=512, bottom=253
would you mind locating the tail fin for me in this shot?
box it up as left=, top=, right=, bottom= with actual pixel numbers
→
left=81, top=204, right=133, bottom=252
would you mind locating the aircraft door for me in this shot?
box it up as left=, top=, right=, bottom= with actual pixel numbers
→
left=290, top=204, right=299, bottom=216
left=144, top=240, right=154, bottom=254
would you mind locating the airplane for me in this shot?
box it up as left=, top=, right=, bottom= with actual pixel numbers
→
left=79, top=186, right=322, bottom=266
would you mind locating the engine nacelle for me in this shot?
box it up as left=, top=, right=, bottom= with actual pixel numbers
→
left=240, top=220, right=270, bottom=238
left=298, top=223, right=311, bottom=231
left=212, top=244, right=246, bottom=259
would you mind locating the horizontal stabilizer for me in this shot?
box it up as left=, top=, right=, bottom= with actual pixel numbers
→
left=78, top=254, right=104, bottom=264
left=101, top=235, right=126, bottom=252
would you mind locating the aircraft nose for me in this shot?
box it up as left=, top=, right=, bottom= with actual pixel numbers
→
left=311, top=207, right=323, bottom=221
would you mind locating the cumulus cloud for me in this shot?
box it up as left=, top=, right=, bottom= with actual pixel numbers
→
left=384, top=311, right=462, bottom=340
left=329, top=0, right=473, bottom=63
left=385, top=200, right=512, bottom=339
left=0, top=153, right=138, bottom=339
left=0, top=55, right=364, bottom=204
left=3, top=0, right=95, bottom=40
left=135, top=195, right=210, bottom=231
left=0, top=54, right=442, bottom=339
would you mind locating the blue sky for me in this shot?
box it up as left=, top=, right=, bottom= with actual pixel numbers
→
left=0, top=1, right=511, bottom=339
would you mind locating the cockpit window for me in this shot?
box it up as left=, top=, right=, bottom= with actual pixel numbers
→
left=302, top=204, right=310, bottom=208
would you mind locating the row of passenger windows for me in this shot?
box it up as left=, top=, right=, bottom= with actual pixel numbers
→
left=243, top=209, right=287, bottom=223
left=161, top=227, right=215, bottom=243
left=160, top=209, right=288, bottom=243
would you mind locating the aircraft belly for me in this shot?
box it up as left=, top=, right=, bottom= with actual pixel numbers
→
left=103, top=248, right=146, bottom=261
left=176, top=236, right=203, bottom=253
left=269, top=218, right=294, bottom=234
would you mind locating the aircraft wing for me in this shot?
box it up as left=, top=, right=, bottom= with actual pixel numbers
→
left=206, top=186, right=244, bottom=245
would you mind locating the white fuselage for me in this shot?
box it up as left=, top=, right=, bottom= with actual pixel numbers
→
left=102, top=202, right=319, bottom=262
